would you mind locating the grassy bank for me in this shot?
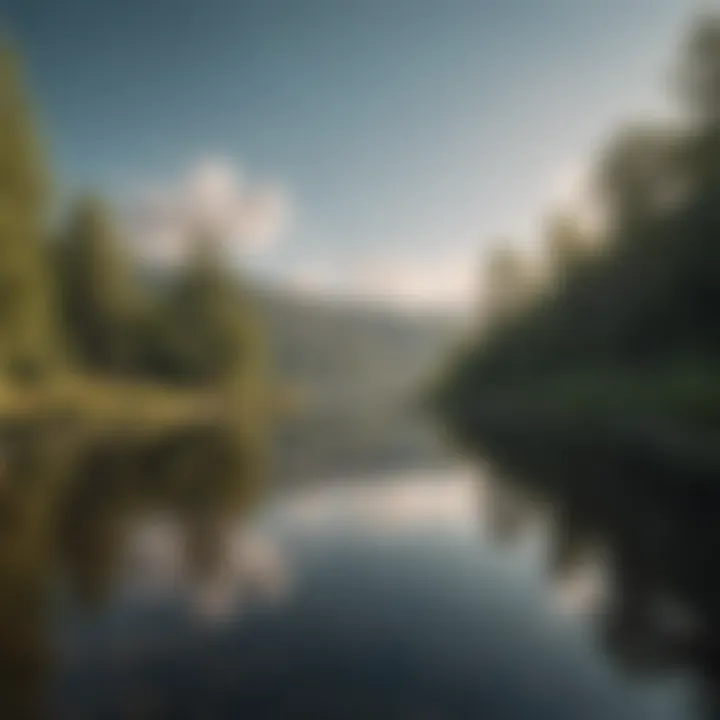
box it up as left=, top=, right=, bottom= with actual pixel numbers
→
left=0, top=374, right=281, bottom=444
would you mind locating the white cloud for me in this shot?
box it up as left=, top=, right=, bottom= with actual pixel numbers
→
left=126, top=156, right=291, bottom=265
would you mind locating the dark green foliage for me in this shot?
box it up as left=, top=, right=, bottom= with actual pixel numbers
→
left=54, top=200, right=263, bottom=386
left=437, top=16, right=720, bottom=426
left=147, top=235, right=260, bottom=385
left=55, top=197, right=144, bottom=374
left=0, top=39, right=265, bottom=393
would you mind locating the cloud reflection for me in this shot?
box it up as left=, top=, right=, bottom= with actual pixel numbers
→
left=274, top=467, right=479, bottom=535
left=123, top=517, right=291, bottom=623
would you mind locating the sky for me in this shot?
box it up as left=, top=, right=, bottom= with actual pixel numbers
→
left=1, top=0, right=700, bottom=310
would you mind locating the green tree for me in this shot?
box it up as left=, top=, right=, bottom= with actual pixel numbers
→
left=436, top=13, right=720, bottom=417
left=160, top=234, right=260, bottom=386
left=55, top=197, right=143, bottom=374
left=0, top=45, right=56, bottom=382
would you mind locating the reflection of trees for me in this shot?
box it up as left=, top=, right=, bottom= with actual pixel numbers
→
left=482, top=472, right=529, bottom=544
left=548, top=502, right=594, bottom=580
left=57, top=426, right=261, bottom=607
left=0, top=423, right=260, bottom=718
left=467, top=425, right=720, bottom=714
left=0, top=422, right=80, bottom=719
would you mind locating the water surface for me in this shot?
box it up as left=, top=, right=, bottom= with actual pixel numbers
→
left=48, top=466, right=695, bottom=719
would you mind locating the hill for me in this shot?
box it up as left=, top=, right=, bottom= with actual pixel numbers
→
left=254, top=286, right=461, bottom=481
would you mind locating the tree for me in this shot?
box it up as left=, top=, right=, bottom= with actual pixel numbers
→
left=159, top=234, right=259, bottom=385
left=437, top=12, right=720, bottom=411
left=544, top=212, right=590, bottom=277
left=679, top=13, right=720, bottom=131
left=55, top=197, right=142, bottom=374
left=482, top=242, right=527, bottom=324
left=0, top=45, right=56, bottom=381
left=599, top=124, right=683, bottom=239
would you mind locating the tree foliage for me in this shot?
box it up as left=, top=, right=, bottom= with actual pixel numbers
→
left=438, top=15, right=720, bottom=420
left=55, top=197, right=143, bottom=374
left=0, top=40, right=264, bottom=394
left=0, top=45, right=56, bottom=381
left=146, top=234, right=261, bottom=385
left=55, top=204, right=263, bottom=387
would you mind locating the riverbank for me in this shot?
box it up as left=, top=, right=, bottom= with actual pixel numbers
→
left=0, top=374, right=279, bottom=438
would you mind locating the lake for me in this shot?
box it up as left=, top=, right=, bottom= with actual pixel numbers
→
left=38, top=459, right=700, bottom=719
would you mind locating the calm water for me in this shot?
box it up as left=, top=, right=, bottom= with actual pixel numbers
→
left=46, top=465, right=697, bottom=719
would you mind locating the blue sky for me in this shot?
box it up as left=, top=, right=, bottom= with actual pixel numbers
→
left=3, top=0, right=696, bottom=308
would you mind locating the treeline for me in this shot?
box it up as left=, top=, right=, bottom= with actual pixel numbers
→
left=436, top=15, right=720, bottom=427
left=0, top=44, right=261, bottom=391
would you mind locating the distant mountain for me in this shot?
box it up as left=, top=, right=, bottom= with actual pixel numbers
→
left=253, top=285, right=462, bottom=482
left=255, top=285, right=461, bottom=409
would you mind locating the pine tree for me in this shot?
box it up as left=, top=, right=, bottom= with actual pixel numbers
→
left=0, top=44, right=56, bottom=382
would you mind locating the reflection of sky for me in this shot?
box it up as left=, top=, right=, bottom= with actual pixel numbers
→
left=87, top=467, right=624, bottom=626
left=54, top=466, right=693, bottom=719
left=117, top=469, right=617, bottom=621
left=268, top=467, right=480, bottom=535
left=268, top=465, right=607, bottom=616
